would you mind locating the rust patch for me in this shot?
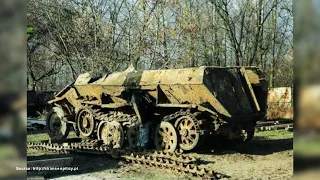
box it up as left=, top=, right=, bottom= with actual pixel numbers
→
left=297, top=85, right=320, bottom=129
left=266, top=87, right=293, bottom=120
left=48, top=66, right=267, bottom=121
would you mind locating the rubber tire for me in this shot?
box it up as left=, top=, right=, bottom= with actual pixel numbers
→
left=46, top=107, right=70, bottom=143
left=127, top=123, right=140, bottom=148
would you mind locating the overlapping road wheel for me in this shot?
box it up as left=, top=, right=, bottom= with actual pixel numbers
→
left=76, top=108, right=95, bottom=137
left=154, top=121, right=177, bottom=152
left=243, top=127, right=255, bottom=143
left=175, top=115, right=200, bottom=151
left=127, top=123, right=140, bottom=148
left=100, top=121, right=124, bottom=148
left=46, top=107, right=70, bottom=143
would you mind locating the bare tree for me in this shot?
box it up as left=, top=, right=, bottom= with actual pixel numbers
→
left=27, top=0, right=293, bottom=91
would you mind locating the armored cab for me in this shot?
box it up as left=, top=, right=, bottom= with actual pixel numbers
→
left=46, top=66, right=268, bottom=152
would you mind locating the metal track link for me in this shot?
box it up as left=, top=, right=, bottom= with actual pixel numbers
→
left=27, top=140, right=226, bottom=179
left=152, top=151, right=197, bottom=164
left=92, top=110, right=139, bottom=127
left=163, top=109, right=203, bottom=133
left=162, top=109, right=188, bottom=122
left=124, top=153, right=224, bottom=179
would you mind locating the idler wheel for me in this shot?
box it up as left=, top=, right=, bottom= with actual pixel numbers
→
left=175, top=115, right=200, bottom=151
left=46, top=107, right=70, bottom=143
left=100, top=121, right=124, bottom=148
left=76, top=108, right=95, bottom=137
left=154, top=121, right=178, bottom=152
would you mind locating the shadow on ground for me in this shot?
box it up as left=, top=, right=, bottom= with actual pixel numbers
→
left=27, top=153, right=122, bottom=179
left=27, top=130, right=47, bottom=135
left=197, top=137, right=292, bottom=156
left=295, top=155, right=320, bottom=172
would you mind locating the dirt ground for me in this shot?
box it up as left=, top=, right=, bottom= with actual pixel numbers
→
left=27, top=130, right=293, bottom=180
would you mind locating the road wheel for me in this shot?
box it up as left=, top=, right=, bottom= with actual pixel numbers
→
left=244, top=127, right=255, bottom=142
left=127, top=123, right=140, bottom=148
left=46, top=107, right=70, bottom=143
left=175, top=115, right=200, bottom=151
left=100, top=121, right=124, bottom=148
left=154, top=121, right=177, bottom=152
left=76, top=108, right=95, bottom=137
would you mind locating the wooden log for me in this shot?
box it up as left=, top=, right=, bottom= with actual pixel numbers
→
left=256, top=120, right=293, bottom=127
left=285, top=126, right=293, bottom=132
left=256, top=121, right=278, bottom=126
left=256, top=123, right=293, bottom=131
left=28, top=176, right=45, bottom=180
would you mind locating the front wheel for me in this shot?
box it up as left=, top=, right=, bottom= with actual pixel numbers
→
left=46, top=107, right=70, bottom=143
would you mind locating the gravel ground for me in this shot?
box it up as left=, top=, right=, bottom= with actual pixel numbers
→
left=27, top=130, right=293, bottom=180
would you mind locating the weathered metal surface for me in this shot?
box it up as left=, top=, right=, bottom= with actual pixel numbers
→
left=159, top=84, right=231, bottom=117
left=96, top=67, right=204, bottom=86
left=46, top=66, right=268, bottom=151
left=240, top=67, right=260, bottom=111
left=266, top=87, right=293, bottom=120
left=268, top=87, right=292, bottom=103
left=50, top=66, right=267, bottom=120
left=227, top=69, right=253, bottom=113
left=297, top=85, right=320, bottom=129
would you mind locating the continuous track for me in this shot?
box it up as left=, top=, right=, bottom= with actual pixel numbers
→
left=27, top=140, right=227, bottom=179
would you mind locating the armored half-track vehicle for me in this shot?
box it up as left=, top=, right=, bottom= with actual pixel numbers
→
left=47, top=66, right=268, bottom=152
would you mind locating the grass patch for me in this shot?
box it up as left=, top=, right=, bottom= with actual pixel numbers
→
left=27, top=131, right=78, bottom=142
left=255, top=130, right=293, bottom=139
left=295, top=137, right=320, bottom=156
left=0, top=145, right=18, bottom=160
left=27, top=133, right=49, bottom=142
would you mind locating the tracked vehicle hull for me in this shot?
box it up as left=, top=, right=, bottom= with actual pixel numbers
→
left=47, top=66, right=268, bottom=152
